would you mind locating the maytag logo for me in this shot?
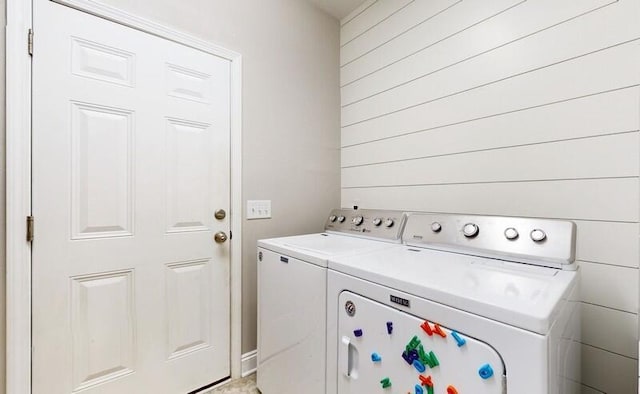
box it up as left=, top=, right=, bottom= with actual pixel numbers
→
left=390, top=294, right=410, bottom=307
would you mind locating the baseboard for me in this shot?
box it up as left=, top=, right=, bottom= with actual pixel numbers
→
left=241, top=350, right=257, bottom=377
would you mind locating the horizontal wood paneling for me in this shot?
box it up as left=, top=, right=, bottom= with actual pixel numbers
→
left=342, top=0, right=619, bottom=101
left=341, top=0, right=376, bottom=26
left=342, top=44, right=640, bottom=146
left=342, top=178, right=639, bottom=222
left=582, top=344, right=638, bottom=393
left=575, top=221, right=639, bottom=268
left=340, top=0, right=413, bottom=47
left=342, top=132, right=638, bottom=187
left=581, top=303, right=638, bottom=358
left=341, top=0, right=525, bottom=85
left=341, top=0, right=460, bottom=65
left=343, top=40, right=640, bottom=130
left=343, top=2, right=640, bottom=123
left=342, top=87, right=639, bottom=166
left=579, top=261, right=638, bottom=313
left=341, top=1, right=640, bottom=392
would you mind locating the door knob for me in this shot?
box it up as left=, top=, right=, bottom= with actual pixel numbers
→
left=214, top=231, right=228, bottom=243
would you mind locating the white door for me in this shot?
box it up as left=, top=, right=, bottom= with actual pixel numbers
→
left=32, top=1, right=231, bottom=393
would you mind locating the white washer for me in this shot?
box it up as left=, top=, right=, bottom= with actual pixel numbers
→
left=327, top=213, right=580, bottom=394
left=257, top=209, right=407, bottom=394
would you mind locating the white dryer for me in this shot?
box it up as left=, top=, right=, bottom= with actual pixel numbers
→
left=327, top=213, right=580, bottom=394
left=257, top=209, right=407, bottom=394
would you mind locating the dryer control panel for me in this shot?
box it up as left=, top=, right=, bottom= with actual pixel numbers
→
left=325, top=209, right=406, bottom=242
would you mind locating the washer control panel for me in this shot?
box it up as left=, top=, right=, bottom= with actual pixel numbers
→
left=325, top=209, right=406, bottom=241
left=403, top=213, right=576, bottom=269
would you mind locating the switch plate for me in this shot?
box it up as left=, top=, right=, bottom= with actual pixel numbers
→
left=247, top=200, right=271, bottom=220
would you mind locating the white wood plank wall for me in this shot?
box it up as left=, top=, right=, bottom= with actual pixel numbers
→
left=340, top=1, right=640, bottom=392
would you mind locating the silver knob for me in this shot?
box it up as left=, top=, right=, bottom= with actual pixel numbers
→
left=329, top=215, right=337, bottom=222
left=431, top=222, right=442, bottom=232
left=352, top=216, right=364, bottom=226
left=463, top=223, right=479, bottom=238
left=384, top=218, right=394, bottom=228
left=337, top=216, right=346, bottom=223
left=372, top=217, right=382, bottom=226
left=530, top=229, right=547, bottom=242
left=214, top=231, right=228, bottom=243
left=504, top=227, right=519, bottom=240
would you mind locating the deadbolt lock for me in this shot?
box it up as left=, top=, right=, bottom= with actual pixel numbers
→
left=214, top=209, right=226, bottom=220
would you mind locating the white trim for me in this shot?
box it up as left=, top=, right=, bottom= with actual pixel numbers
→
left=6, top=1, right=244, bottom=392
left=229, top=55, right=244, bottom=379
left=52, top=0, right=240, bottom=60
left=241, top=350, right=257, bottom=377
left=5, top=0, right=33, bottom=393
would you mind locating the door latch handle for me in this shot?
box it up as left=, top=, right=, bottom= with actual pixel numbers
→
left=214, top=231, right=228, bottom=243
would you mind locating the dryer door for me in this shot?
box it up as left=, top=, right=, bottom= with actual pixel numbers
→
left=337, top=292, right=505, bottom=394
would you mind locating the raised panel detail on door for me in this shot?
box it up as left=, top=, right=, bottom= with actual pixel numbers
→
left=71, top=37, right=135, bottom=87
left=166, top=118, right=211, bottom=233
left=166, top=260, right=212, bottom=359
left=166, top=63, right=212, bottom=103
left=71, top=102, right=134, bottom=239
left=71, top=270, right=136, bottom=391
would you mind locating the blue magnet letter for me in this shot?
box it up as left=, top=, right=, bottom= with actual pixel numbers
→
left=451, top=331, right=466, bottom=347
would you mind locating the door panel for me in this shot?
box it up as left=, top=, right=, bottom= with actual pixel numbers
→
left=165, top=260, right=212, bottom=359
left=337, top=291, right=505, bottom=394
left=71, top=102, right=134, bottom=239
left=165, top=118, right=213, bottom=233
left=71, top=270, right=136, bottom=391
left=32, top=1, right=231, bottom=393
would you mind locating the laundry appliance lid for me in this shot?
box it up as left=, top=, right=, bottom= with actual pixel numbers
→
left=258, top=233, right=399, bottom=267
left=328, top=245, right=577, bottom=334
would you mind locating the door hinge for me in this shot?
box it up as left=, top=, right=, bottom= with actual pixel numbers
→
left=26, top=216, right=34, bottom=242
left=28, top=29, right=33, bottom=56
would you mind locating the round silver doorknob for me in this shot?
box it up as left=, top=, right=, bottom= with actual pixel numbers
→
left=214, top=231, right=228, bottom=243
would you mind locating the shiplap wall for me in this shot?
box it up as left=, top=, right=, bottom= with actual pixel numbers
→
left=340, top=1, right=640, bottom=393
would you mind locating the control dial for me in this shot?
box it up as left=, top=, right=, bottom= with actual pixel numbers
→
left=463, top=223, right=479, bottom=238
left=329, top=215, right=337, bottom=222
left=431, top=222, right=442, bottom=233
left=352, top=216, right=364, bottom=226
left=384, top=218, right=394, bottom=228
left=530, top=229, right=547, bottom=242
left=372, top=217, right=382, bottom=226
left=337, top=215, right=346, bottom=223
left=504, top=227, right=519, bottom=240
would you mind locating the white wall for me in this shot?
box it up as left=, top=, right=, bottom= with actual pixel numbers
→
left=340, top=1, right=639, bottom=393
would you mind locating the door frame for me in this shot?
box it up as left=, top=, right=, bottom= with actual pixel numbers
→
left=6, top=0, right=244, bottom=392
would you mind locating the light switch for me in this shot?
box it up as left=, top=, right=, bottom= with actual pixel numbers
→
left=247, top=200, right=271, bottom=220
